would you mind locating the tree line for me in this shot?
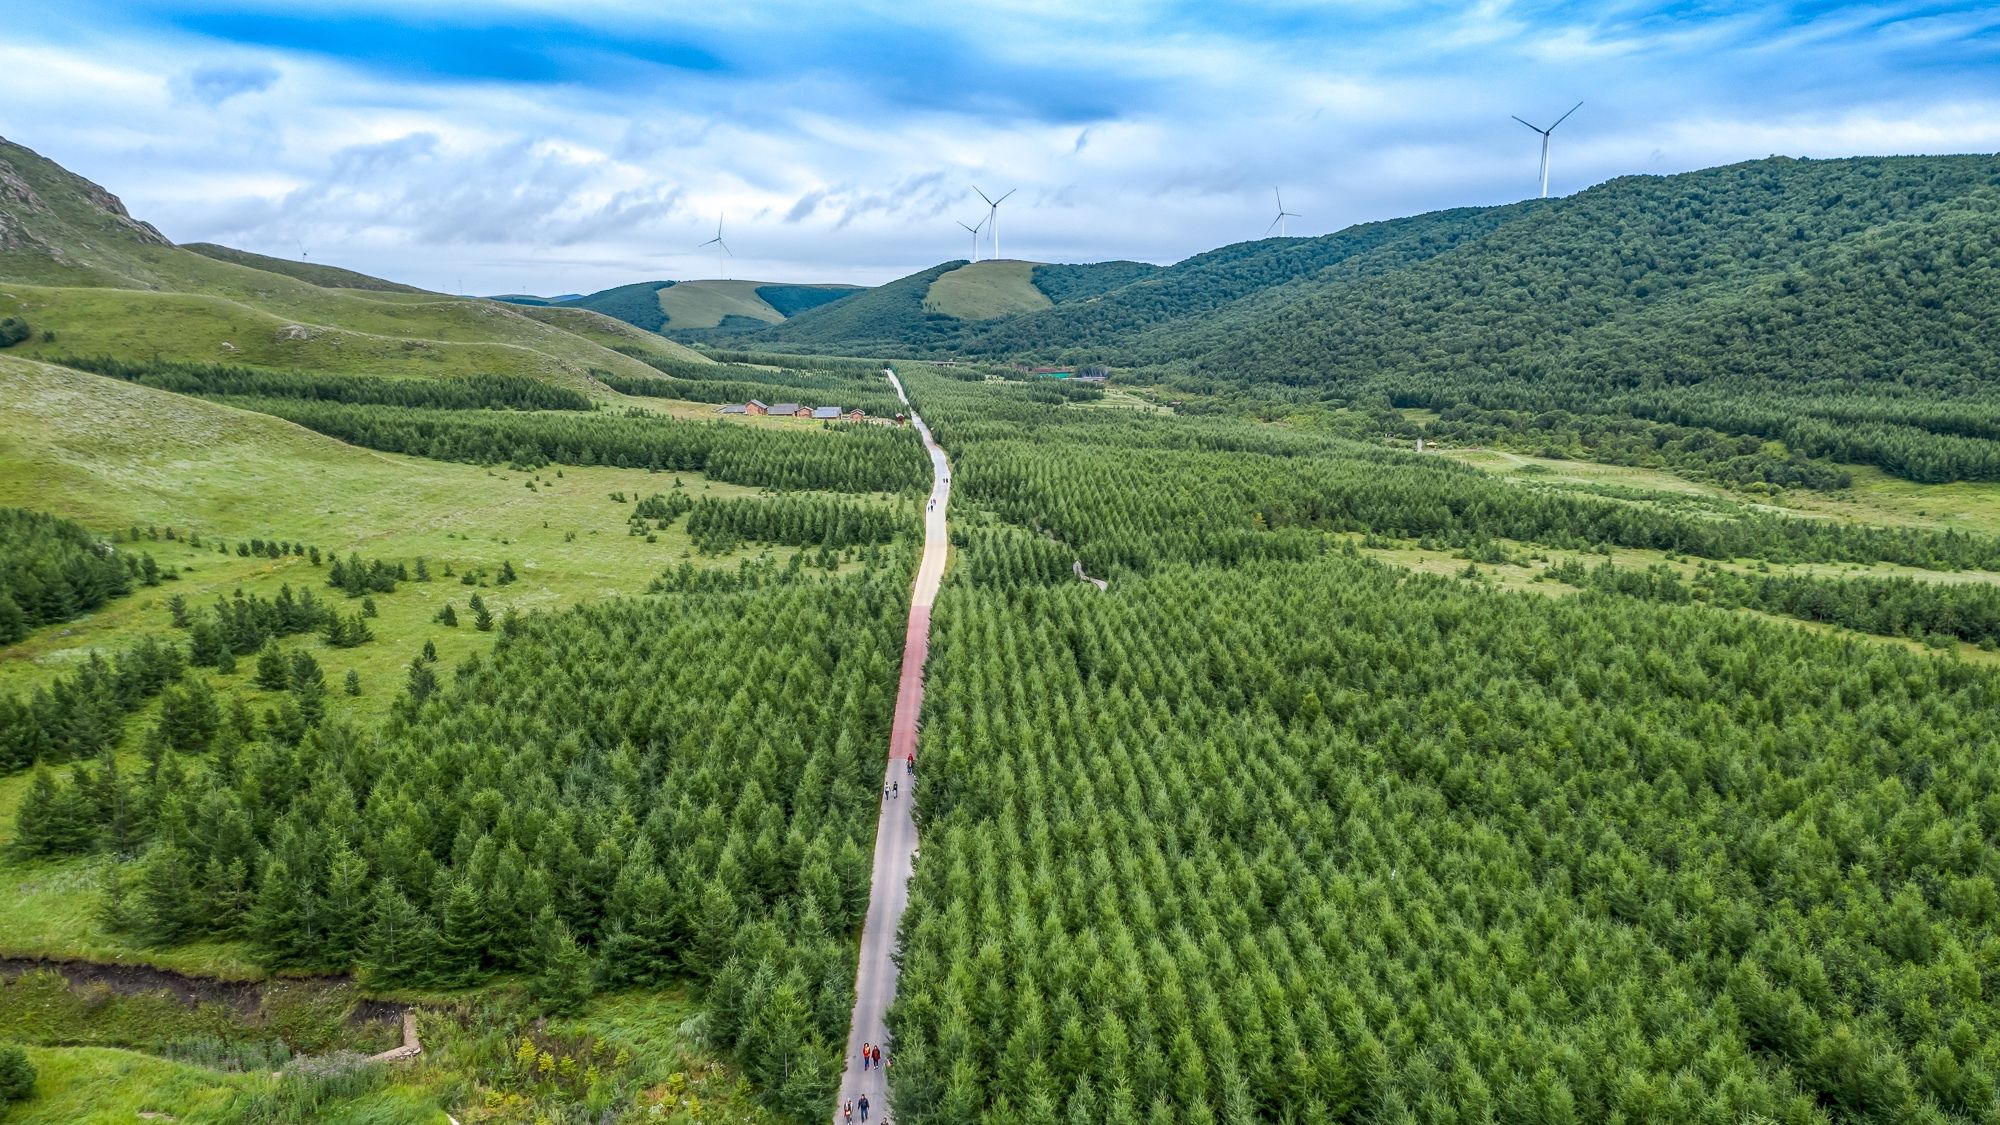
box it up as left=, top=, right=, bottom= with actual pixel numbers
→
left=211, top=398, right=931, bottom=493
left=58, top=356, right=594, bottom=412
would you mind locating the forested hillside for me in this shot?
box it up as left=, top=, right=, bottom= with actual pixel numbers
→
left=745, top=155, right=2000, bottom=484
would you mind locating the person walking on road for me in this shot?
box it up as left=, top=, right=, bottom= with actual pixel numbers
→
left=843, top=1098, right=854, bottom=1122
left=872, top=1045, right=883, bottom=1069
left=860, top=1043, right=871, bottom=1071
left=859, top=1094, right=871, bottom=1121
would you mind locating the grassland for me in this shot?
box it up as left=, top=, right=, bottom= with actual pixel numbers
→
left=656, top=280, right=788, bottom=329
left=4, top=1047, right=255, bottom=1124
left=921, top=260, right=1053, bottom=320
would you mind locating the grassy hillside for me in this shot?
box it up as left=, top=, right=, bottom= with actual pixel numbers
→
left=180, top=243, right=430, bottom=294
left=657, top=279, right=788, bottom=329
left=508, top=302, right=713, bottom=367
left=0, top=138, right=684, bottom=389
left=921, top=260, right=1053, bottom=320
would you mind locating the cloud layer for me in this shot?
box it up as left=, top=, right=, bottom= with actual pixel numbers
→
left=6, top=1, right=1999, bottom=292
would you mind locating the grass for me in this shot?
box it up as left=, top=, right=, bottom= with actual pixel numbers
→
left=0, top=970, right=394, bottom=1055
left=3, top=1046, right=254, bottom=1124
left=657, top=280, right=789, bottom=330
left=921, top=261, right=1053, bottom=320
left=509, top=303, right=713, bottom=368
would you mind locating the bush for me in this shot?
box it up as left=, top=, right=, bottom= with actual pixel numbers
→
left=0, top=318, right=29, bottom=349
left=0, top=1043, right=34, bottom=1103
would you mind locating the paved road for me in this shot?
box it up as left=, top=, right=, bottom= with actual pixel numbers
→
left=834, top=369, right=948, bottom=1123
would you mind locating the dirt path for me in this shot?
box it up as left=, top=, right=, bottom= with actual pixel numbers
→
left=1073, top=559, right=1107, bottom=591
left=833, top=370, right=948, bottom=1123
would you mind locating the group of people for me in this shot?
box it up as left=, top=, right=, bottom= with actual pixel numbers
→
left=836, top=1040, right=884, bottom=1112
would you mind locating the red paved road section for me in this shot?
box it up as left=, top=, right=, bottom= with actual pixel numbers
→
left=835, top=370, right=947, bottom=1123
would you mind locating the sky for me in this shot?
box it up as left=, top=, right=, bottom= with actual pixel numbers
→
left=5, top=1, right=1999, bottom=293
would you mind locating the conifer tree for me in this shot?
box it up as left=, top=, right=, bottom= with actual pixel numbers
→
left=254, top=644, right=290, bottom=691
left=361, top=883, right=435, bottom=988
left=530, top=909, right=594, bottom=1014
left=138, top=842, right=201, bottom=944
left=434, top=876, right=489, bottom=987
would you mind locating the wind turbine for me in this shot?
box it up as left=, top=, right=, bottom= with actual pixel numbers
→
left=974, top=186, right=1016, bottom=260
left=1511, top=101, right=1583, bottom=199
left=957, top=217, right=986, bottom=263
left=299, top=241, right=309, bottom=260
left=696, top=213, right=732, bottom=279
left=1265, top=188, right=1301, bottom=238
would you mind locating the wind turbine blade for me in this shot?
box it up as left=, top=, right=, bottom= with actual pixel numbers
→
left=974, top=186, right=995, bottom=206
left=1550, top=100, right=1583, bottom=130
left=1275, top=187, right=1284, bottom=211
left=1511, top=115, right=1546, bottom=133
left=1264, top=217, right=1282, bottom=237
left=996, top=188, right=1016, bottom=204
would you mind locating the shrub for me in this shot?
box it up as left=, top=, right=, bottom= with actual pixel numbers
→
left=0, top=1043, right=34, bottom=1103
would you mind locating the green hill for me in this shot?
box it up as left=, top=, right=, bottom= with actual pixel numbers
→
left=181, top=244, right=430, bottom=294
left=747, top=261, right=967, bottom=352
left=921, top=261, right=1053, bottom=320
left=745, top=154, right=2000, bottom=483
left=558, top=280, right=677, bottom=332
left=0, top=136, right=706, bottom=388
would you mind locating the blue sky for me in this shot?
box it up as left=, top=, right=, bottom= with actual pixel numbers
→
left=4, top=1, right=1998, bottom=290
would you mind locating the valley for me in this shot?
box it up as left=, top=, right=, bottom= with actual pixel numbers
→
left=2, top=129, right=2000, bottom=1125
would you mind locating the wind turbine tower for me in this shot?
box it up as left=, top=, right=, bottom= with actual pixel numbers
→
left=696, top=214, right=733, bottom=279
left=1511, top=101, right=1583, bottom=199
left=1266, top=188, right=1301, bottom=238
left=957, top=218, right=986, bottom=263
left=975, top=187, right=1017, bottom=260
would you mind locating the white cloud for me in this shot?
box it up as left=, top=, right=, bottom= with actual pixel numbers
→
left=1, top=3, right=1996, bottom=292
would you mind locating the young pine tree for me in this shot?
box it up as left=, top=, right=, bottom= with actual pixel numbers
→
left=469, top=592, right=493, bottom=632
left=529, top=908, right=594, bottom=1015
left=361, top=883, right=436, bottom=988
left=437, top=602, right=458, bottom=627
left=12, top=768, right=94, bottom=857
left=255, top=644, right=290, bottom=691
left=344, top=668, right=362, bottom=696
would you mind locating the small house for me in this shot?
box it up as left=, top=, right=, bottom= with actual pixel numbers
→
left=848, top=408, right=865, bottom=422
left=812, top=406, right=843, bottom=420
left=768, top=403, right=801, bottom=417
left=794, top=404, right=816, bottom=418
left=894, top=412, right=908, bottom=425
left=746, top=400, right=769, bottom=416
left=719, top=404, right=748, bottom=414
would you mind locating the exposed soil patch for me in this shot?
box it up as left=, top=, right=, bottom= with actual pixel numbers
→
left=0, top=955, right=403, bottom=1036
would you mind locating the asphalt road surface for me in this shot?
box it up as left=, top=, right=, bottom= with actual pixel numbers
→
left=833, top=369, right=949, bottom=1122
